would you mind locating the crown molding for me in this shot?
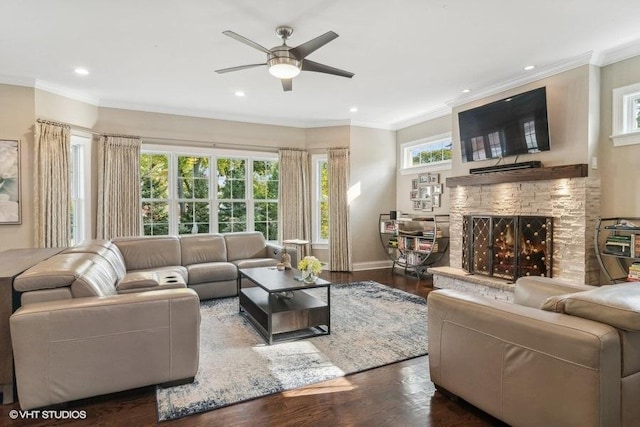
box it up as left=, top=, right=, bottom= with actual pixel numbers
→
left=447, top=51, right=594, bottom=109
left=349, top=120, right=395, bottom=131
left=391, top=106, right=452, bottom=131
left=595, top=39, right=640, bottom=66
left=0, top=74, right=36, bottom=88
left=98, top=98, right=320, bottom=128
left=34, top=79, right=100, bottom=105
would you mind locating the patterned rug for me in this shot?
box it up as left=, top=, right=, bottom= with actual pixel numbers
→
left=156, top=281, right=428, bottom=421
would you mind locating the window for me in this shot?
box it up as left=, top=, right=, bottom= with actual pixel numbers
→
left=625, top=92, right=640, bottom=132
left=178, top=156, right=210, bottom=234
left=141, top=153, right=170, bottom=235
left=253, top=160, right=279, bottom=241
left=70, top=135, right=90, bottom=246
left=312, top=155, right=329, bottom=245
left=217, top=158, right=247, bottom=233
left=612, top=82, right=640, bottom=147
left=140, top=149, right=278, bottom=240
left=401, top=134, right=452, bottom=172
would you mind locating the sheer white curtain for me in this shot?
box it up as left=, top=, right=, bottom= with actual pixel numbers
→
left=278, top=149, right=311, bottom=256
left=328, top=148, right=352, bottom=271
left=97, top=135, right=142, bottom=239
left=34, top=121, right=71, bottom=247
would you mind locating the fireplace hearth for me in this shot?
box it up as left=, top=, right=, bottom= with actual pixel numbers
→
left=462, top=215, right=553, bottom=281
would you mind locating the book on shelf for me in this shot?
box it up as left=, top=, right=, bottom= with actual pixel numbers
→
left=632, top=234, right=640, bottom=258
left=605, top=219, right=640, bottom=230
left=381, top=221, right=397, bottom=234
left=628, top=262, right=640, bottom=282
left=605, top=235, right=632, bottom=257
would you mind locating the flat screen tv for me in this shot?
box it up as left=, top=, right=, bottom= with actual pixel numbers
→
left=458, top=87, right=550, bottom=163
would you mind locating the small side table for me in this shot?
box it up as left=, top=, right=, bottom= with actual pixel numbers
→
left=282, top=239, right=310, bottom=259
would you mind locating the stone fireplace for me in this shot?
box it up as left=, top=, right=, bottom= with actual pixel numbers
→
left=447, top=166, right=601, bottom=286
left=462, top=215, right=553, bottom=281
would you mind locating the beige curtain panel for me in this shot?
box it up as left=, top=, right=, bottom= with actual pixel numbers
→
left=278, top=149, right=311, bottom=257
left=328, top=148, right=352, bottom=272
left=97, top=135, right=142, bottom=239
left=34, top=121, right=71, bottom=248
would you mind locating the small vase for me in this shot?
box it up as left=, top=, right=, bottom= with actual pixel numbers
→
left=301, top=270, right=317, bottom=284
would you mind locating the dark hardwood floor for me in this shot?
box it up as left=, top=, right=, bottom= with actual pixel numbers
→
left=2, top=269, right=505, bottom=426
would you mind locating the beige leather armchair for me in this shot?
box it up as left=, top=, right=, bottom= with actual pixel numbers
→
left=11, top=288, right=200, bottom=410
left=427, top=277, right=640, bottom=427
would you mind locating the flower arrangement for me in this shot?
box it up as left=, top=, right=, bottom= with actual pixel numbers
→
left=298, top=256, right=323, bottom=275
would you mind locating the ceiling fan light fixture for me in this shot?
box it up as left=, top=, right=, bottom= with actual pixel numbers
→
left=268, top=58, right=301, bottom=79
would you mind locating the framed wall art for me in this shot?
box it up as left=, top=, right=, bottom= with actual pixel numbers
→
left=0, top=139, right=21, bottom=224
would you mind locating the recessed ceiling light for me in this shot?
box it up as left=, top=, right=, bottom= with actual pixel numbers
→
left=74, top=67, right=89, bottom=75
left=462, top=89, right=471, bottom=93
left=235, top=90, right=245, bottom=97
left=524, top=65, right=535, bottom=71
left=349, top=107, right=358, bottom=113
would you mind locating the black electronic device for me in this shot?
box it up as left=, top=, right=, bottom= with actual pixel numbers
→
left=469, top=160, right=542, bottom=174
left=459, top=87, right=550, bottom=163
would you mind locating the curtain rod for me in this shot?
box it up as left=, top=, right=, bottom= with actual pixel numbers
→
left=39, top=120, right=292, bottom=153
left=36, top=118, right=70, bottom=129
left=101, top=133, right=141, bottom=140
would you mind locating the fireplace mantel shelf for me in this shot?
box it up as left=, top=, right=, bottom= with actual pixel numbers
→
left=445, top=163, right=588, bottom=187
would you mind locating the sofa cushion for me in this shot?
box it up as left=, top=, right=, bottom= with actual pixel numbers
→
left=70, top=257, right=120, bottom=298
left=180, top=234, right=227, bottom=265
left=224, top=232, right=267, bottom=262
left=564, top=283, right=640, bottom=331
left=233, top=258, right=279, bottom=269
left=63, top=240, right=127, bottom=280
left=14, top=253, right=93, bottom=291
left=540, top=294, right=572, bottom=313
left=514, top=276, right=595, bottom=308
left=186, top=262, right=237, bottom=285
left=117, top=271, right=160, bottom=292
left=112, top=236, right=181, bottom=271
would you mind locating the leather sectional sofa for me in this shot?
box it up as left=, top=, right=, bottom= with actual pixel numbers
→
left=427, top=276, right=640, bottom=427
left=10, top=231, right=293, bottom=410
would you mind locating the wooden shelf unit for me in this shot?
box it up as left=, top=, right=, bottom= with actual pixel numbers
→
left=379, top=213, right=449, bottom=279
left=595, top=217, right=640, bottom=284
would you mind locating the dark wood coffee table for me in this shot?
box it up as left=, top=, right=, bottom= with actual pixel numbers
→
left=238, top=267, right=330, bottom=344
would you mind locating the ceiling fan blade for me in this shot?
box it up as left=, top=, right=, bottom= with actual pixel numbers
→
left=215, top=63, right=266, bottom=74
left=281, top=78, right=292, bottom=92
left=302, top=60, right=354, bottom=78
left=222, top=30, right=272, bottom=54
left=289, top=31, right=339, bottom=59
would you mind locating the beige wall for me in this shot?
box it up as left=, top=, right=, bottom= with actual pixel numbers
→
left=96, top=107, right=306, bottom=150
left=396, top=114, right=452, bottom=215
left=451, top=65, right=595, bottom=177
left=349, top=126, right=396, bottom=268
left=599, top=55, right=640, bottom=217
left=0, top=84, right=35, bottom=251
left=35, top=89, right=99, bottom=129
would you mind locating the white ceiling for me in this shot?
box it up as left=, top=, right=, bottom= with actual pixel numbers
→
left=2, top=0, right=640, bottom=129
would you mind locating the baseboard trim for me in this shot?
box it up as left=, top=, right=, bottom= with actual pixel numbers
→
left=352, top=260, right=393, bottom=271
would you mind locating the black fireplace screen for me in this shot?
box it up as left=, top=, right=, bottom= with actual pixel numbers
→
left=462, top=215, right=552, bottom=281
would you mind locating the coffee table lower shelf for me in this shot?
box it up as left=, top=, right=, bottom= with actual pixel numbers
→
left=239, top=287, right=330, bottom=344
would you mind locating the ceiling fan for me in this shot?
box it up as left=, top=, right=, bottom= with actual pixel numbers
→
left=215, top=26, right=354, bottom=92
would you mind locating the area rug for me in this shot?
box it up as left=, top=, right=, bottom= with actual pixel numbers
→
left=156, top=280, right=428, bottom=421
